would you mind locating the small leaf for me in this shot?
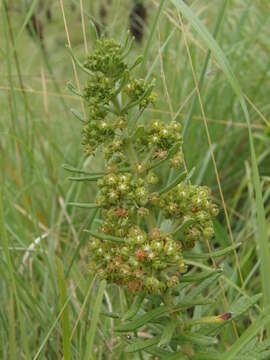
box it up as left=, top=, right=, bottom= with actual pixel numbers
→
left=101, top=311, right=121, bottom=319
left=184, top=272, right=222, bottom=301
left=172, top=219, right=195, bottom=235
left=125, top=336, right=160, bottom=353
left=159, top=320, right=177, bottom=346
left=175, top=332, right=218, bottom=346
left=68, top=175, right=103, bottom=181
left=230, top=294, right=262, bottom=320
left=115, top=306, right=172, bottom=332
left=66, top=46, right=93, bottom=76
left=183, top=243, right=242, bottom=259
left=181, top=269, right=223, bottom=283
left=122, top=294, right=145, bottom=321
left=84, top=230, right=126, bottom=244
left=62, top=164, right=95, bottom=175
left=68, top=202, right=100, bottom=209
left=192, top=352, right=222, bottom=360
left=129, top=55, right=143, bottom=71
left=66, top=81, right=83, bottom=97
left=159, top=170, right=187, bottom=195
left=132, top=125, right=145, bottom=140
left=71, top=108, right=85, bottom=123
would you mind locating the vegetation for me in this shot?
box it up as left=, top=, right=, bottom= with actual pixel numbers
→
left=1, top=0, right=270, bottom=359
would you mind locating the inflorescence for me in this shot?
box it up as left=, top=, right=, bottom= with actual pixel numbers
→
left=71, top=36, right=218, bottom=295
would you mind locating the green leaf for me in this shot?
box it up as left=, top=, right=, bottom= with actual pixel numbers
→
left=159, top=170, right=187, bottom=195
left=146, top=347, right=186, bottom=359
left=192, top=353, right=222, bottom=360
left=213, top=219, right=230, bottom=247
left=183, top=243, right=242, bottom=260
left=66, top=46, right=93, bottom=76
left=122, top=294, right=145, bottom=321
left=172, top=218, right=195, bottom=235
left=84, top=230, right=126, bottom=244
left=115, top=306, right=172, bottom=332
left=181, top=269, right=223, bottom=283
left=184, top=272, right=222, bottom=301
left=175, top=298, right=213, bottom=307
left=68, top=175, right=103, bottom=181
left=62, top=164, right=96, bottom=175
left=84, top=280, right=107, bottom=360
left=125, top=336, right=161, bottom=353
left=230, top=294, right=262, bottom=319
left=159, top=320, right=177, bottom=346
left=0, top=187, right=30, bottom=359
left=101, top=311, right=121, bottom=319
left=175, top=332, right=218, bottom=346
left=15, top=0, right=39, bottom=43
left=71, top=108, right=85, bottom=123
left=140, top=0, right=166, bottom=71
left=56, top=259, right=71, bottom=360
left=68, top=202, right=100, bottom=209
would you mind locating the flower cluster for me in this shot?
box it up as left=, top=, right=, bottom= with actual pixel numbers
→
left=159, top=182, right=218, bottom=249
left=71, top=36, right=219, bottom=294
left=96, top=173, right=149, bottom=207
left=89, top=225, right=186, bottom=293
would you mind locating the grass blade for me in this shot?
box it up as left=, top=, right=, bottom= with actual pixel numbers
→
left=84, top=279, right=107, bottom=360
left=57, top=259, right=71, bottom=360
left=0, top=188, right=30, bottom=359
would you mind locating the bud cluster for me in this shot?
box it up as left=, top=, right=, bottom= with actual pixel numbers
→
left=71, top=36, right=219, bottom=294
left=159, top=182, right=218, bottom=249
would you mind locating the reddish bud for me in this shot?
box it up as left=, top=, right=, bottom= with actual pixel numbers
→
left=116, top=207, right=128, bottom=218
left=136, top=249, right=147, bottom=260
left=219, top=312, right=232, bottom=321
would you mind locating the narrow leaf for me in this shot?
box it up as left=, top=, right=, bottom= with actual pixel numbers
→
left=125, top=336, right=160, bottom=353
left=84, top=230, right=126, bottom=244
left=183, top=243, right=242, bottom=259
left=57, top=259, right=71, bottom=360
left=159, top=170, right=187, bottom=195
left=181, top=269, right=223, bottom=283
left=115, top=306, right=172, bottom=332
left=159, top=320, right=177, bottom=346
left=122, top=294, right=145, bottom=321
left=68, top=202, right=100, bottom=209
left=84, top=280, right=107, bottom=360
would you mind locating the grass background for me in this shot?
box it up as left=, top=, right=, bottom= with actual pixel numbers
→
left=1, top=0, right=270, bottom=358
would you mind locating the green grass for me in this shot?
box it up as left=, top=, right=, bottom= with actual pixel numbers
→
left=1, top=0, right=270, bottom=358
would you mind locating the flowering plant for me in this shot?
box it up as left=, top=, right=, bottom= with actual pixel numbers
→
left=66, top=36, right=252, bottom=358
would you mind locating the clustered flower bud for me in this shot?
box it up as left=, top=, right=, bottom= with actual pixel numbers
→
left=71, top=37, right=219, bottom=294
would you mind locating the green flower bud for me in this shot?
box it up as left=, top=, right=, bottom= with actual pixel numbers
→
left=164, top=241, right=176, bottom=256
left=146, top=171, right=159, bottom=185
left=167, top=275, right=179, bottom=288
left=203, top=226, right=215, bottom=239
left=151, top=240, right=164, bottom=253
left=120, top=246, right=130, bottom=259
left=145, top=276, right=162, bottom=293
